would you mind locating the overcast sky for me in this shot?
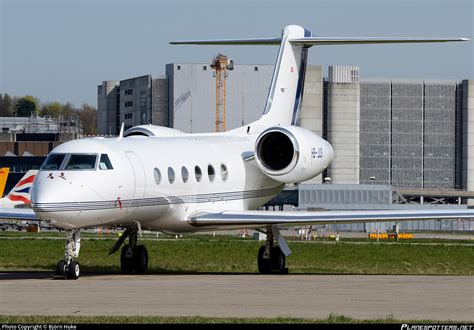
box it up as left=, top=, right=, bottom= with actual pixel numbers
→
left=1, top=0, right=472, bottom=107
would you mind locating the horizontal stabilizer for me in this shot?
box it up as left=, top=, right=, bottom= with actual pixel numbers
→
left=290, top=37, right=470, bottom=46
left=171, top=37, right=469, bottom=47
left=170, top=38, right=282, bottom=45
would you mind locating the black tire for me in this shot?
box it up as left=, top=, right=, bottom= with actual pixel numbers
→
left=271, top=246, right=286, bottom=273
left=56, top=260, right=67, bottom=277
left=120, top=245, right=134, bottom=273
left=133, top=245, right=148, bottom=274
left=257, top=246, right=272, bottom=274
left=67, top=260, right=80, bottom=280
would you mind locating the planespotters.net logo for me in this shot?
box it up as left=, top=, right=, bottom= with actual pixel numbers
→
left=402, top=325, right=473, bottom=330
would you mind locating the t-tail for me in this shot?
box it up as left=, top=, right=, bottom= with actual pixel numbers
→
left=171, top=25, right=469, bottom=132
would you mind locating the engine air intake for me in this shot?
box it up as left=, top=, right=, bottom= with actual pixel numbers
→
left=256, top=129, right=298, bottom=174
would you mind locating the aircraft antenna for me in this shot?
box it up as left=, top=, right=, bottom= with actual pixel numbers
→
left=118, top=122, right=124, bottom=140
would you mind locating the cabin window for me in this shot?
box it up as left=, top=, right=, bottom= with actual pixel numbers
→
left=99, top=154, right=113, bottom=170
left=168, top=167, right=175, bottom=184
left=221, top=164, right=228, bottom=181
left=41, top=154, right=66, bottom=170
left=154, top=168, right=161, bottom=185
left=195, top=166, right=202, bottom=182
left=208, top=165, right=215, bottom=182
left=65, top=154, right=97, bottom=170
left=181, top=166, right=189, bottom=183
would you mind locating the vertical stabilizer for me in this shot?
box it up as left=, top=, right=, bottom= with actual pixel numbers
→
left=0, top=170, right=38, bottom=208
left=0, top=167, right=10, bottom=197
left=256, top=25, right=311, bottom=128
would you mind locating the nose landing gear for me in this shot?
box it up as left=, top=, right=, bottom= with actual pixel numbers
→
left=54, top=229, right=81, bottom=280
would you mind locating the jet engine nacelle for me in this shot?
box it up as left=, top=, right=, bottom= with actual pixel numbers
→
left=254, top=126, right=334, bottom=183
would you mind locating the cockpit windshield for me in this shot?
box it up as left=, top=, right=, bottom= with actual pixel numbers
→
left=65, top=154, right=97, bottom=170
left=41, top=154, right=66, bottom=170
left=40, top=153, right=114, bottom=171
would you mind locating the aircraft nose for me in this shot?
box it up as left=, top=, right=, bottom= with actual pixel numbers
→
left=30, top=172, right=58, bottom=205
left=31, top=171, right=100, bottom=230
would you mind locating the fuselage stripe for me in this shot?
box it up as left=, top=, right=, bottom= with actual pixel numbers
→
left=33, top=185, right=284, bottom=212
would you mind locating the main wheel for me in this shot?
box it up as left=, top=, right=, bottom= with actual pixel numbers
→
left=56, top=260, right=67, bottom=277
left=120, top=245, right=134, bottom=273
left=257, top=246, right=272, bottom=274
left=67, top=260, right=80, bottom=280
left=133, top=245, right=148, bottom=274
left=271, top=246, right=286, bottom=273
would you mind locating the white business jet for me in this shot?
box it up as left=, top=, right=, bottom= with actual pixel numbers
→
left=1, top=25, right=469, bottom=279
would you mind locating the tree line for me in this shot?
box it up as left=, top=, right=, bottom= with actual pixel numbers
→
left=0, top=93, right=97, bottom=135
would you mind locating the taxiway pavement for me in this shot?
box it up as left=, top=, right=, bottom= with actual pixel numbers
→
left=0, top=273, right=472, bottom=321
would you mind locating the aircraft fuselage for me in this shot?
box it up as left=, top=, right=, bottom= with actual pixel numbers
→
left=32, top=132, right=329, bottom=232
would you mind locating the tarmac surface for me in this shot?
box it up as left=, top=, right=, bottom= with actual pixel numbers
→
left=0, top=273, right=473, bottom=321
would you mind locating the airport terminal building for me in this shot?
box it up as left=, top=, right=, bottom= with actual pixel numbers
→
left=97, top=64, right=474, bottom=232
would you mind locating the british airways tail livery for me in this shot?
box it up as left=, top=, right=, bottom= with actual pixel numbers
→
left=0, top=170, right=37, bottom=208
left=1, top=25, right=469, bottom=279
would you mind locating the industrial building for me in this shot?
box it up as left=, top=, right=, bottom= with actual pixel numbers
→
left=0, top=115, right=82, bottom=192
left=98, top=64, right=473, bottom=188
left=96, top=63, right=474, bottom=232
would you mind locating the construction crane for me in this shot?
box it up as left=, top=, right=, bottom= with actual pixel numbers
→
left=210, top=54, right=233, bottom=132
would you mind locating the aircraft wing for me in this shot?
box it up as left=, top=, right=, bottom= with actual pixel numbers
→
left=187, top=209, right=474, bottom=229
left=0, top=208, right=39, bottom=221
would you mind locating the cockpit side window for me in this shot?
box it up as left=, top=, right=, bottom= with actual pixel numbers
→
left=41, top=154, right=66, bottom=170
left=65, top=154, right=97, bottom=170
left=99, top=154, right=113, bottom=170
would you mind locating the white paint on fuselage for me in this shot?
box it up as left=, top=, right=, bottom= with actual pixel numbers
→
left=32, top=132, right=287, bottom=232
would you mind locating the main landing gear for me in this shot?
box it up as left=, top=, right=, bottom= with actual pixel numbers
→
left=257, top=225, right=291, bottom=274
left=55, top=229, right=81, bottom=280
left=109, top=227, right=148, bottom=274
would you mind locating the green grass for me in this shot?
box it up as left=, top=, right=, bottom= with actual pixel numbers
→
left=0, top=314, right=459, bottom=324
left=0, top=235, right=472, bottom=275
left=2, top=230, right=473, bottom=244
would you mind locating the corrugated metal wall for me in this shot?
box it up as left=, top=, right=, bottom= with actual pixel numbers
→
left=391, top=81, right=424, bottom=188
left=359, top=81, right=391, bottom=185
left=360, top=80, right=460, bottom=189
left=423, top=82, right=456, bottom=189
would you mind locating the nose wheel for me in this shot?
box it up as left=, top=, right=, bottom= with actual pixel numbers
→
left=54, top=229, right=81, bottom=280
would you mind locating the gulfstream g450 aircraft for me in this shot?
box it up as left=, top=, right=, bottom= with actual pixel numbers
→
left=1, top=25, right=470, bottom=279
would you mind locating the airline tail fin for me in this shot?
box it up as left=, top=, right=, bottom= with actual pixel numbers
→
left=0, top=170, right=38, bottom=208
left=171, top=25, right=469, bottom=131
left=0, top=167, right=10, bottom=197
